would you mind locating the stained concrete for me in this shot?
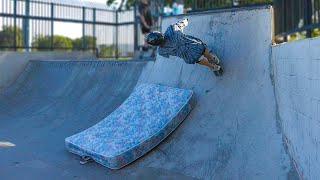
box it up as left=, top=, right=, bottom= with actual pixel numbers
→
left=0, top=60, right=154, bottom=180
left=0, top=6, right=298, bottom=180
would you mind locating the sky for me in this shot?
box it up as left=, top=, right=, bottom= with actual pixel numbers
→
left=54, top=22, right=82, bottom=39
left=54, top=0, right=121, bottom=39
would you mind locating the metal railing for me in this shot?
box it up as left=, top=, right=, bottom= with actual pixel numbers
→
left=179, top=0, right=320, bottom=42
left=0, top=0, right=137, bottom=58
left=1, top=0, right=320, bottom=56
left=183, top=0, right=273, bottom=11
left=273, top=0, right=320, bottom=41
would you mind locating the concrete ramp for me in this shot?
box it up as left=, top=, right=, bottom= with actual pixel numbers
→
left=0, top=60, right=152, bottom=179
left=0, top=6, right=298, bottom=180
left=132, top=6, right=295, bottom=179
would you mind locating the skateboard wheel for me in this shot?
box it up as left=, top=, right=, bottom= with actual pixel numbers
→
left=80, top=156, right=93, bottom=165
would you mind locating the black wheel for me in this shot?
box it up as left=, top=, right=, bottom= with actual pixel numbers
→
left=80, top=156, right=93, bottom=165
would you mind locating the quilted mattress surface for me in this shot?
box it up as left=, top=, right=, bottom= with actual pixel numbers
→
left=65, top=83, right=196, bottom=169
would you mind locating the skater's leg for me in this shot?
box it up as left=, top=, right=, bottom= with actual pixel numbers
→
left=197, top=57, right=213, bottom=68
left=197, top=57, right=220, bottom=71
left=203, top=47, right=220, bottom=64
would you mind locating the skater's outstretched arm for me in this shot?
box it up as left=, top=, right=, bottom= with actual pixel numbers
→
left=173, top=18, right=189, bottom=32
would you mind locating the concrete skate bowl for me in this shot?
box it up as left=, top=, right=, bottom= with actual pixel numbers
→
left=0, top=6, right=298, bottom=180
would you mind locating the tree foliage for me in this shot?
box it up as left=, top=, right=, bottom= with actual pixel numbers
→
left=98, top=44, right=120, bottom=57
left=0, top=26, right=23, bottom=48
left=107, top=0, right=136, bottom=10
left=32, top=35, right=99, bottom=51
left=32, top=35, right=73, bottom=51
left=72, top=36, right=97, bottom=50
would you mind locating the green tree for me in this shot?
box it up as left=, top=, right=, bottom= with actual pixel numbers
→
left=72, top=36, right=97, bottom=50
left=0, top=26, right=23, bottom=49
left=32, top=35, right=73, bottom=51
left=312, top=28, right=320, bottom=37
left=107, top=0, right=135, bottom=10
left=98, top=44, right=120, bottom=57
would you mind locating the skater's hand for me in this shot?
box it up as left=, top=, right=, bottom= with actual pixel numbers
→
left=144, top=23, right=151, bottom=30
left=176, top=18, right=189, bottom=27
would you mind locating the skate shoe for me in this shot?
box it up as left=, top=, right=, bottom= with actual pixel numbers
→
left=211, top=54, right=220, bottom=64
left=210, top=64, right=221, bottom=72
left=208, top=49, right=221, bottom=64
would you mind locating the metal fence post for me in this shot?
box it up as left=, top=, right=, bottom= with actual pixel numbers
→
left=13, top=0, right=17, bottom=51
left=93, top=8, right=96, bottom=54
left=51, top=3, right=54, bottom=51
left=282, top=0, right=287, bottom=41
left=305, top=0, right=312, bottom=38
left=134, top=3, right=138, bottom=51
left=82, top=7, right=86, bottom=51
left=192, top=0, right=196, bottom=10
left=23, top=0, right=30, bottom=51
left=115, top=10, right=119, bottom=59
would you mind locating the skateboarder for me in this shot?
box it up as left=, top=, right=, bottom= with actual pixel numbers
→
left=146, top=18, right=222, bottom=74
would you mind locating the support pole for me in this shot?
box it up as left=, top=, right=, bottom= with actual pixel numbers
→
left=82, top=7, right=86, bottom=51
left=51, top=3, right=54, bottom=51
left=23, top=0, right=30, bottom=51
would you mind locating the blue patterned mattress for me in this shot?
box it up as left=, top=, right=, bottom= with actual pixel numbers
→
left=65, top=83, right=196, bottom=169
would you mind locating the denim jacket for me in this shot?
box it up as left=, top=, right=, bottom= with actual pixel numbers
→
left=158, top=20, right=206, bottom=64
